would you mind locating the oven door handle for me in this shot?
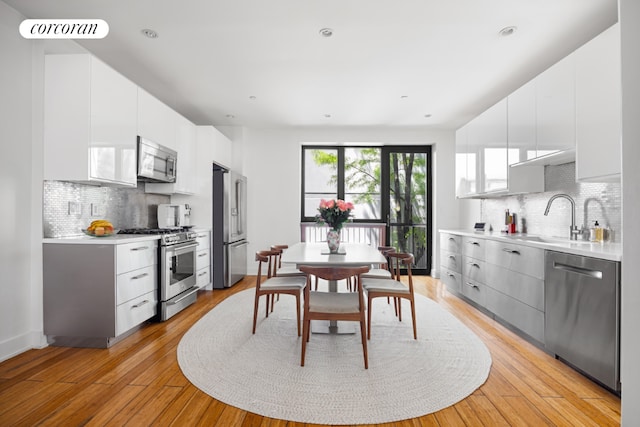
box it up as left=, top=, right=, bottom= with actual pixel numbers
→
left=168, top=286, right=199, bottom=305
left=166, top=242, right=199, bottom=255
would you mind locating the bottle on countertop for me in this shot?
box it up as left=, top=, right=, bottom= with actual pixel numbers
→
left=594, top=221, right=604, bottom=243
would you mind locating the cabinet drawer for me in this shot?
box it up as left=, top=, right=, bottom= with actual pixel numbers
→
left=463, top=257, right=485, bottom=284
left=116, top=265, right=157, bottom=305
left=440, top=233, right=461, bottom=253
left=115, top=290, right=157, bottom=336
left=485, top=240, right=544, bottom=279
left=484, top=263, right=544, bottom=310
left=462, top=237, right=485, bottom=260
left=195, top=232, right=210, bottom=250
left=116, top=241, right=157, bottom=274
left=461, top=278, right=486, bottom=307
left=196, top=266, right=211, bottom=288
left=196, top=248, right=210, bottom=271
left=485, top=286, right=544, bottom=343
left=440, top=250, right=462, bottom=273
left=441, top=268, right=461, bottom=294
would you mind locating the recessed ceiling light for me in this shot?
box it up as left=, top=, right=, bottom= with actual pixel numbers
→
left=249, top=96, right=256, bottom=100
left=319, top=28, right=333, bottom=38
left=141, top=28, right=158, bottom=39
left=225, top=114, right=235, bottom=119
left=324, top=114, right=331, bottom=118
left=424, top=114, right=432, bottom=118
left=499, top=26, right=517, bottom=37
left=401, top=95, right=409, bottom=99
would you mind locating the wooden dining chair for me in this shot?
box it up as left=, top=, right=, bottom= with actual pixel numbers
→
left=362, top=252, right=417, bottom=340
left=298, top=265, right=371, bottom=369
left=270, top=245, right=305, bottom=277
left=361, top=245, right=395, bottom=280
left=252, top=250, right=306, bottom=336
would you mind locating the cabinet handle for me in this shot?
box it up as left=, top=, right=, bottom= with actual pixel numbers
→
left=466, top=282, right=479, bottom=289
left=502, top=248, right=520, bottom=255
left=197, top=234, right=207, bottom=238
left=468, top=241, right=480, bottom=246
left=447, top=273, right=456, bottom=278
left=132, top=300, right=149, bottom=309
left=131, top=273, right=149, bottom=280
left=198, top=271, right=208, bottom=277
left=448, top=237, right=456, bottom=241
left=130, top=246, right=149, bottom=251
left=468, top=262, right=480, bottom=268
left=198, top=253, right=207, bottom=257
left=448, top=255, right=456, bottom=260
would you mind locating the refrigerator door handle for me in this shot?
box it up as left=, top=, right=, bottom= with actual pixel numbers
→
left=236, top=179, right=244, bottom=235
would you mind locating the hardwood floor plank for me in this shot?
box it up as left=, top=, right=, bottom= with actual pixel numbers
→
left=83, top=384, right=147, bottom=426
left=433, top=405, right=466, bottom=426
left=465, top=395, right=511, bottom=426
left=0, top=275, right=620, bottom=426
left=125, top=385, right=184, bottom=426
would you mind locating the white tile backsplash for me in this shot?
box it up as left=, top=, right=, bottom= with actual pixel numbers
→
left=481, top=162, right=621, bottom=242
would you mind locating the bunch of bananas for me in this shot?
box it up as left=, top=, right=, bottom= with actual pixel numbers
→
left=87, top=219, right=114, bottom=235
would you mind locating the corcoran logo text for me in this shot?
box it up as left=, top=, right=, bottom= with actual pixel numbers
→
left=19, top=19, right=109, bottom=39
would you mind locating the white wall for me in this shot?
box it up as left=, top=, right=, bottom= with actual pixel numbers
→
left=619, top=0, right=640, bottom=424
left=0, top=2, right=46, bottom=361
left=239, top=126, right=460, bottom=276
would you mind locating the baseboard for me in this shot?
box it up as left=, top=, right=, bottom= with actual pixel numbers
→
left=0, top=330, right=48, bottom=363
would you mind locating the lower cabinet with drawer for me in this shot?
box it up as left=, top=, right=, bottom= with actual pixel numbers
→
left=439, top=231, right=545, bottom=346
left=194, top=230, right=212, bottom=290
left=43, top=238, right=159, bottom=348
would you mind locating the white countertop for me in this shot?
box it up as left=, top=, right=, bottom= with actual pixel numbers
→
left=440, top=229, right=622, bottom=262
left=43, top=234, right=161, bottom=245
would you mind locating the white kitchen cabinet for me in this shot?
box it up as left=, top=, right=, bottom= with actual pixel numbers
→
left=43, top=238, right=159, bottom=347
left=535, top=53, right=576, bottom=156
left=575, top=23, right=621, bottom=182
left=137, top=88, right=178, bottom=150
left=145, top=114, right=197, bottom=194
left=44, top=54, right=137, bottom=187
left=440, top=233, right=462, bottom=293
left=455, top=126, right=471, bottom=198
left=194, top=230, right=212, bottom=290
left=508, top=80, right=537, bottom=163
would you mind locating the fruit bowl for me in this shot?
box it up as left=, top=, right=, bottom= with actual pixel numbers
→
left=82, top=228, right=116, bottom=237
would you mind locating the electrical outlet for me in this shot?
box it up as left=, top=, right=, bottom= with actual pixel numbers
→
left=91, top=203, right=103, bottom=217
left=68, top=201, right=80, bottom=215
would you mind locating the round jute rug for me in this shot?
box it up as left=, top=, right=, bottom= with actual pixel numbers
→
left=177, top=288, right=491, bottom=425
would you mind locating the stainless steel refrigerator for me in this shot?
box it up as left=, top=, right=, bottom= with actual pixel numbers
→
left=212, top=166, right=248, bottom=288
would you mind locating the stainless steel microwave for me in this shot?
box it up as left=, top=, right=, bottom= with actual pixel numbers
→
left=137, top=136, right=177, bottom=183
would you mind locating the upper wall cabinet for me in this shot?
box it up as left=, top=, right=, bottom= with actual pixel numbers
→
left=574, top=23, right=621, bottom=182
left=535, top=54, right=576, bottom=156
left=145, top=113, right=197, bottom=195
left=455, top=99, right=543, bottom=198
left=44, top=54, right=137, bottom=187
left=137, top=89, right=178, bottom=150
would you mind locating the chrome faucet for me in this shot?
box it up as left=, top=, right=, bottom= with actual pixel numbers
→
left=544, top=194, right=581, bottom=240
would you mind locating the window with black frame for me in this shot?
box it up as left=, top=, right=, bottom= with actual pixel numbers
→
left=301, top=145, right=432, bottom=274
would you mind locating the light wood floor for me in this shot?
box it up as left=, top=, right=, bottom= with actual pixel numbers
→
left=0, top=276, right=620, bottom=426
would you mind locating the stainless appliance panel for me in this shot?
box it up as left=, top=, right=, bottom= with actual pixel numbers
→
left=225, top=172, right=247, bottom=243
left=226, top=240, right=248, bottom=287
left=137, top=136, right=177, bottom=183
left=545, top=251, right=620, bottom=391
left=160, top=241, right=197, bottom=302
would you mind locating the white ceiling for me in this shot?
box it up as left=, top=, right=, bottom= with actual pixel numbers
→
left=6, top=0, right=618, bottom=130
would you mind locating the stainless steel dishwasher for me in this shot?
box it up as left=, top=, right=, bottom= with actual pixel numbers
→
left=545, top=251, right=620, bottom=392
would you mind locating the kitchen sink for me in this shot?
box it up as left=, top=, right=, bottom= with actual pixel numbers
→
left=505, top=235, right=594, bottom=245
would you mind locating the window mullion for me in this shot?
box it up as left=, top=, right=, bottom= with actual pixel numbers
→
left=337, top=148, right=345, bottom=200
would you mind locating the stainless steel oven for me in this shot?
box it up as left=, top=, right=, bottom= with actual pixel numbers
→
left=159, top=232, right=199, bottom=320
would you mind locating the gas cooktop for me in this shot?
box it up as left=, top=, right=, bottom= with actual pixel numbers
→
left=118, top=228, right=191, bottom=235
